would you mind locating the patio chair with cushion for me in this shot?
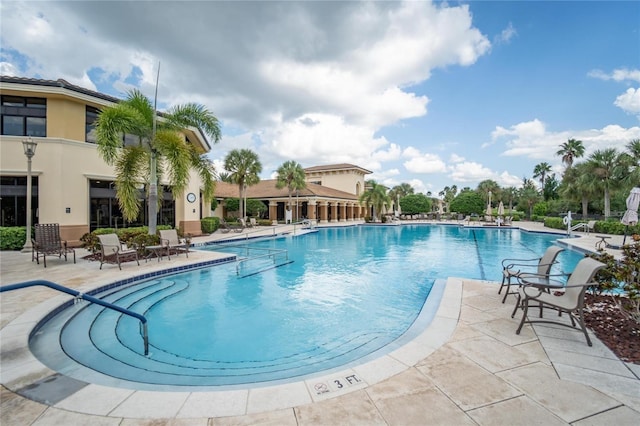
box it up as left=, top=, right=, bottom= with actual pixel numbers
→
left=159, top=229, right=190, bottom=258
left=514, top=256, right=606, bottom=346
left=98, top=233, right=139, bottom=270
left=32, top=223, right=76, bottom=268
left=499, top=245, right=564, bottom=303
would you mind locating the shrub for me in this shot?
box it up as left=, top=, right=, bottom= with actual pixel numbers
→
left=533, top=202, right=548, bottom=217
left=449, top=192, right=485, bottom=215
left=543, top=217, right=564, bottom=230
left=0, top=227, right=27, bottom=250
left=400, top=194, right=432, bottom=215
left=590, top=243, right=640, bottom=324
left=201, top=217, right=220, bottom=234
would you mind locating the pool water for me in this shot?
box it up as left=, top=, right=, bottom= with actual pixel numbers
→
left=30, top=225, right=583, bottom=389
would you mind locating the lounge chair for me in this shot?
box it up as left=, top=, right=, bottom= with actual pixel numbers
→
left=159, top=229, right=190, bottom=257
left=218, top=219, right=232, bottom=233
left=513, top=257, right=606, bottom=346
left=32, top=223, right=76, bottom=268
left=249, top=218, right=258, bottom=227
left=98, top=233, right=139, bottom=270
left=499, top=245, right=564, bottom=303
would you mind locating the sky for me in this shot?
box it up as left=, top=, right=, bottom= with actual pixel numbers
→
left=1, top=0, right=639, bottom=195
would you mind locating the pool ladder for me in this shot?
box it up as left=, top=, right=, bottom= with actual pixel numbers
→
left=1, top=279, right=149, bottom=355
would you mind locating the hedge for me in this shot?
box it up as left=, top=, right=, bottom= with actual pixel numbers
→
left=201, top=217, right=220, bottom=234
left=0, top=227, right=28, bottom=250
left=543, top=217, right=640, bottom=235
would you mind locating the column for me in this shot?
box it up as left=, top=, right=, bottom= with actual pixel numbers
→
left=340, top=202, right=347, bottom=222
left=330, top=202, right=338, bottom=223
left=320, top=201, right=329, bottom=223
left=308, top=200, right=317, bottom=220
left=269, top=201, right=278, bottom=224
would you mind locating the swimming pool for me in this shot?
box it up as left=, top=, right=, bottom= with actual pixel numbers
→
left=30, top=225, right=583, bottom=390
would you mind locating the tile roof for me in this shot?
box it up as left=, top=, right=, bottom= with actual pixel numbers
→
left=215, top=180, right=359, bottom=201
left=0, top=75, right=211, bottom=151
left=303, top=163, right=372, bottom=175
left=0, top=76, right=121, bottom=103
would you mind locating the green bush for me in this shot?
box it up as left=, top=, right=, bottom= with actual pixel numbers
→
left=0, top=227, right=27, bottom=250
left=543, top=217, right=564, bottom=230
left=201, top=217, right=220, bottom=234
left=80, top=226, right=171, bottom=254
left=590, top=243, right=640, bottom=324
left=400, top=194, right=432, bottom=215
left=533, top=202, right=548, bottom=217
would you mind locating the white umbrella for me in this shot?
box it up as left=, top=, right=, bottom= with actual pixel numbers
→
left=621, top=187, right=640, bottom=245
left=497, top=201, right=505, bottom=226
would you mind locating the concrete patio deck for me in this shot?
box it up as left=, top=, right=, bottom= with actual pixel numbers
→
left=1, top=221, right=638, bottom=425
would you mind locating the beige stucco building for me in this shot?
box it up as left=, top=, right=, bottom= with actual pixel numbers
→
left=213, top=162, right=371, bottom=224
left=1, top=77, right=371, bottom=243
left=0, top=77, right=211, bottom=244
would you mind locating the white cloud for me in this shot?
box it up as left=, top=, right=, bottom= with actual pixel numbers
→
left=448, top=161, right=496, bottom=183
left=403, top=153, right=447, bottom=173
left=449, top=153, right=465, bottom=163
left=614, top=88, right=640, bottom=115
left=492, top=119, right=640, bottom=162
left=495, top=22, right=517, bottom=44
left=588, top=68, right=640, bottom=83
left=0, top=0, right=493, bottom=180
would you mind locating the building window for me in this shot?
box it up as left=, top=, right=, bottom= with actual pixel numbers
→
left=89, top=180, right=175, bottom=231
left=1, top=96, right=47, bottom=137
left=0, top=175, right=39, bottom=227
left=86, top=106, right=100, bottom=143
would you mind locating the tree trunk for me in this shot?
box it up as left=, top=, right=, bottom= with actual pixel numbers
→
left=581, top=196, right=588, bottom=218
left=148, top=151, right=158, bottom=235
left=604, top=187, right=611, bottom=219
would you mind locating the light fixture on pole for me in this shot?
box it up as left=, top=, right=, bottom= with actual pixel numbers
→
left=22, top=137, right=38, bottom=253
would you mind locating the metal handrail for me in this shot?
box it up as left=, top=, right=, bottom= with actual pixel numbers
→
left=1, top=279, right=149, bottom=355
left=235, top=249, right=290, bottom=276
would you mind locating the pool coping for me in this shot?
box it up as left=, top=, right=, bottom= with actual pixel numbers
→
left=1, top=271, right=461, bottom=419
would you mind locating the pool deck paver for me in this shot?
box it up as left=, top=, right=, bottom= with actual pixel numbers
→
left=1, top=221, right=639, bottom=425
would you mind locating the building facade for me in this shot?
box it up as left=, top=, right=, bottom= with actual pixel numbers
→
left=0, top=76, right=211, bottom=244
left=213, top=163, right=372, bottom=224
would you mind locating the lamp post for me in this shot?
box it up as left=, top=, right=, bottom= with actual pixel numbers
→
left=22, top=137, right=38, bottom=253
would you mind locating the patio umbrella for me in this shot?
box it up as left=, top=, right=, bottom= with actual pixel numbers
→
left=621, top=187, right=640, bottom=245
left=497, top=201, right=505, bottom=226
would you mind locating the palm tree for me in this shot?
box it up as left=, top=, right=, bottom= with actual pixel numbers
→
left=586, top=148, right=625, bottom=219
left=389, top=183, right=414, bottom=212
left=533, top=162, right=552, bottom=190
left=624, top=139, right=640, bottom=187
left=560, top=162, right=597, bottom=218
left=275, top=160, right=307, bottom=219
left=519, top=178, right=540, bottom=220
left=476, top=180, right=500, bottom=208
left=438, top=185, right=457, bottom=212
left=95, top=89, right=220, bottom=235
left=223, top=149, right=262, bottom=220
left=503, top=186, right=518, bottom=212
left=218, top=172, right=234, bottom=183
left=556, top=138, right=585, bottom=170
left=359, top=180, right=391, bottom=221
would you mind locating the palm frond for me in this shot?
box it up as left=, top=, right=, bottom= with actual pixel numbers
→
left=166, top=103, right=222, bottom=143
left=155, top=129, right=191, bottom=195
left=114, top=146, right=149, bottom=221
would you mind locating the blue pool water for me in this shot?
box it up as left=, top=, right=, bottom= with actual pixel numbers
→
left=30, top=225, right=583, bottom=389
